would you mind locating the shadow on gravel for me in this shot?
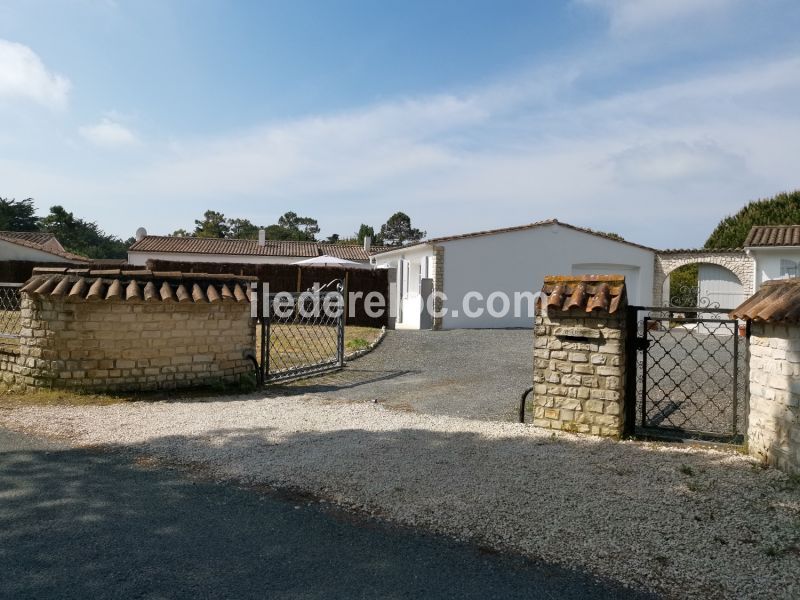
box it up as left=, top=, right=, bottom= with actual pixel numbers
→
left=70, top=424, right=799, bottom=600
left=269, top=368, right=420, bottom=395
left=0, top=430, right=659, bottom=600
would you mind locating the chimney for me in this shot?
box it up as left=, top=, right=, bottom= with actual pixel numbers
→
left=258, top=228, right=266, bottom=247
left=363, top=235, right=372, bottom=254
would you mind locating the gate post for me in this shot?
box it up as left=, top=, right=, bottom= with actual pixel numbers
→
left=623, top=305, right=639, bottom=437
left=531, top=275, right=629, bottom=438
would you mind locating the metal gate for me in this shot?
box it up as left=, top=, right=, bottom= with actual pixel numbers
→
left=626, top=305, right=748, bottom=443
left=257, top=279, right=345, bottom=383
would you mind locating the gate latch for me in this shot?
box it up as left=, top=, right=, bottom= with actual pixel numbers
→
left=634, top=336, right=650, bottom=351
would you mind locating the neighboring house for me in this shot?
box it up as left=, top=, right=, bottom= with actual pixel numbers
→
left=127, top=229, right=387, bottom=266
left=373, top=219, right=656, bottom=329
left=0, top=231, right=89, bottom=263
left=745, top=225, right=800, bottom=289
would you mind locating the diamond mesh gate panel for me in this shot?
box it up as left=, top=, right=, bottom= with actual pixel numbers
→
left=633, top=308, right=747, bottom=440
left=0, top=284, right=22, bottom=352
left=258, top=280, right=345, bottom=383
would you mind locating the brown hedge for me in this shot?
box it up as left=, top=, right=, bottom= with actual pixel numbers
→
left=146, top=259, right=389, bottom=327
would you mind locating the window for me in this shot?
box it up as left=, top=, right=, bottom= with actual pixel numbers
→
left=780, top=259, right=798, bottom=278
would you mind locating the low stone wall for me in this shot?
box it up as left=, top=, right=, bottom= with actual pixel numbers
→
left=1, top=268, right=256, bottom=392
left=532, top=275, right=627, bottom=437
left=747, top=323, right=800, bottom=474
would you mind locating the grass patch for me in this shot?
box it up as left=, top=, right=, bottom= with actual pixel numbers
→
left=0, top=374, right=260, bottom=409
left=346, top=337, right=371, bottom=352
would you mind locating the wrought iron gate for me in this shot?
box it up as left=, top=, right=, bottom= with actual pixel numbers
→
left=257, top=279, right=345, bottom=383
left=626, top=305, right=748, bottom=442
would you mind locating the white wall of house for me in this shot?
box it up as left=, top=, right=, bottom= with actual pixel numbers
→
left=375, top=223, right=654, bottom=330
left=750, top=248, right=800, bottom=289
left=374, top=244, right=434, bottom=330
left=0, top=239, right=76, bottom=263
left=439, top=224, right=654, bottom=329
left=128, top=251, right=303, bottom=266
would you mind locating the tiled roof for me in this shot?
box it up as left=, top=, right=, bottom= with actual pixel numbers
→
left=372, top=219, right=656, bottom=254
left=730, top=279, right=800, bottom=322
left=540, top=274, right=627, bottom=315
left=0, top=231, right=58, bottom=245
left=320, top=244, right=391, bottom=261
left=21, top=267, right=254, bottom=304
left=0, top=231, right=89, bottom=262
left=745, top=225, right=800, bottom=248
left=128, top=236, right=320, bottom=258
left=658, top=248, right=743, bottom=254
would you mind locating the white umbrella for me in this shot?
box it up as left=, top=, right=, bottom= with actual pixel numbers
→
left=293, top=255, right=371, bottom=269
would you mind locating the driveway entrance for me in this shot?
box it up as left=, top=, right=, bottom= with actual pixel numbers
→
left=282, top=330, right=532, bottom=421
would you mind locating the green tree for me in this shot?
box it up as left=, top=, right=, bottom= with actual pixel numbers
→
left=227, top=218, right=261, bottom=240
left=357, top=224, right=376, bottom=244
left=0, top=197, right=38, bottom=231
left=669, top=264, right=699, bottom=306
left=705, top=190, right=800, bottom=248
left=39, top=205, right=129, bottom=259
left=193, top=210, right=230, bottom=238
left=378, top=212, right=425, bottom=246
left=325, top=233, right=340, bottom=244
left=171, top=228, right=191, bottom=237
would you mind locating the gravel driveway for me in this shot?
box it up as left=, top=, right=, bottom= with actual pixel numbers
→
left=279, top=329, right=532, bottom=421
left=2, top=397, right=798, bottom=599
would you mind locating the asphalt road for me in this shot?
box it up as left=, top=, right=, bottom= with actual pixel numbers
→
left=0, top=427, right=652, bottom=599
left=280, top=330, right=532, bottom=421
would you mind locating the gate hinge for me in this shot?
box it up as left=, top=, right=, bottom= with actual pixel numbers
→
left=635, top=336, right=650, bottom=351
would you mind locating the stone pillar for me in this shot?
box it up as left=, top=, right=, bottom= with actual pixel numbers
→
left=746, top=323, right=800, bottom=474
left=731, top=279, right=800, bottom=474
left=532, top=275, right=627, bottom=437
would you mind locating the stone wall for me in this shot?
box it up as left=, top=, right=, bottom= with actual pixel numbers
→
left=431, top=245, right=445, bottom=331
left=3, top=294, right=255, bottom=391
left=654, top=251, right=754, bottom=306
left=532, top=312, right=626, bottom=436
left=747, top=322, right=800, bottom=474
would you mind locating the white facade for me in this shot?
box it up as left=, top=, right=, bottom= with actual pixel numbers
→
left=0, top=238, right=76, bottom=263
left=749, top=248, right=800, bottom=289
left=375, top=222, right=655, bottom=330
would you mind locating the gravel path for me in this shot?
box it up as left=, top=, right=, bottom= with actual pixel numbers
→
left=1, top=396, right=798, bottom=599
left=2, top=429, right=640, bottom=599
left=277, top=329, right=532, bottom=421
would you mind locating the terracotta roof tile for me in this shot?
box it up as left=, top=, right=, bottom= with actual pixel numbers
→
left=20, top=268, right=255, bottom=304
left=319, top=244, right=391, bottom=261
left=745, top=225, right=800, bottom=247
left=540, top=274, right=627, bottom=315
left=128, top=235, right=319, bottom=257
left=730, top=278, right=800, bottom=322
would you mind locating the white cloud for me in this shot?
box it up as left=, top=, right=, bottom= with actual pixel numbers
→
left=0, top=39, right=70, bottom=109
left=578, top=0, right=741, bottom=33
left=3, top=39, right=800, bottom=249
left=79, top=117, right=139, bottom=147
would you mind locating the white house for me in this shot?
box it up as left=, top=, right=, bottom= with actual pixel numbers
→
left=0, top=231, right=89, bottom=264
left=746, top=225, right=800, bottom=288
left=128, top=228, right=386, bottom=266
left=373, top=219, right=655, bottom=329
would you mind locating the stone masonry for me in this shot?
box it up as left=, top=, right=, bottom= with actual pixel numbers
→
left=1, top=269, right=256, bottom=392
left=654, top=250, right=754, bottom=306
left=431, top=245, right=445, bottom=331
left=532, top=275, right=627, bottom=437
left=731, top=278, right=800, bottom=475
left=747, top=323, right=800, bottom=474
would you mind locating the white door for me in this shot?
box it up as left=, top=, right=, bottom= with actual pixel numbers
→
left=698, top=264, right=746, bottom=309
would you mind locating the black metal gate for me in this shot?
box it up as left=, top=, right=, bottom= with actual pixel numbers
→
left=257, top=279, right=345, bottom=383
left=626, top=305, right=748, bottom=443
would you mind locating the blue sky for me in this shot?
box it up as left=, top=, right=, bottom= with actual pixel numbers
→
left=1, top=1, right=800, bottom=248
